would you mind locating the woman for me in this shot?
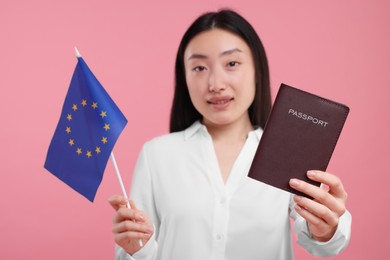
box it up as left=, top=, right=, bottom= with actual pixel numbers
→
left=109, top=9, right=351, bottom=260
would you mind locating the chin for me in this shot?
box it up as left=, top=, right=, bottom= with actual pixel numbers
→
left=203, top=117, right=235, bottom=127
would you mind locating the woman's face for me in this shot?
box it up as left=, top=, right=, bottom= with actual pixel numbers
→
left=184, top=29, right=256, bottom=128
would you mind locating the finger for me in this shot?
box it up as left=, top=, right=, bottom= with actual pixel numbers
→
left=112, top=219, right=153, bottom=235
left=294, top=203, right=337, bottom=241
left=294, top=203, right=328, bottom=228
left=114, top=229, right=152, bottom=243
left=113, top=207, right=145, bottom=224
left=307, top=171, right=348, bottom=200
left=108, top=195, right=128, bottom=211
left=294, top=195, right=339, bottom=227
left=289, top=179, right=345, bottom=215
left=129, top=200, right=137, bottom=210
left=127, top=200, right=149, bottom=221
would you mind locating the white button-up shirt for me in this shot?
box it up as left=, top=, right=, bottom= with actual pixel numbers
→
left=116, top=121, right=351, bottom=260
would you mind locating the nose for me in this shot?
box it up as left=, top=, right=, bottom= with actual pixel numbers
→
left=208, top=68, right=226, bottom=92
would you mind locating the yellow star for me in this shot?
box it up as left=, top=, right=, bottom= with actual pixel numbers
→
left=101, top=137, right=108, bottom=144
left=69, top=139, right=75, bottom=146
left=92, top=102, right=98, bottom=109
left=81, top=100, right=87, bottom=107
left=76, top=148, right=82, bottom=155
left=66, top=127, right=71, bottom=134
left=95, top=147, right=101, bottom=154
left=100, top=111, right=107, bottom=118
left=66, top=114, right=72, bottom=121
left=72, top=104, right=78, bottom=111
left=86, top=151, right=92, bottom=158
left=103, top=124, right=110, bottom=131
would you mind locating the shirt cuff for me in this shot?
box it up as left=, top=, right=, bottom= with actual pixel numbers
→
left=295, top=209, right=352, bottom=257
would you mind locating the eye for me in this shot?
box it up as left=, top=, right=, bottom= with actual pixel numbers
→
left=193, top=66, right=207, bottom=72
left=227, top=61, right=240, bottom=68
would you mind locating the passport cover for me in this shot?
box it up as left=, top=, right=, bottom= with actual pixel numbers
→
left=248, top=83, right=349, bottom=198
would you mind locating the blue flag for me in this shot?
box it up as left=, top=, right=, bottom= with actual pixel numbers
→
left=44, top=55, right=127, bottom=202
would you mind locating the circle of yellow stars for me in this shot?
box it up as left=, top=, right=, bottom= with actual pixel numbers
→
left=65, top=99, right=110, bottom=158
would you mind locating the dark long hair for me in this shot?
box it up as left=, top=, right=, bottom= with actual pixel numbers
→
left=170, top=9, right=271, bottom=133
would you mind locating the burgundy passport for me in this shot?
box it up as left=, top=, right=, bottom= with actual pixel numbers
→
left=248, top=83, right=349, bottom=198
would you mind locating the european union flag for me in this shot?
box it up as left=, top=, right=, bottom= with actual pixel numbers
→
left=44, top=52, right=127, bottom=202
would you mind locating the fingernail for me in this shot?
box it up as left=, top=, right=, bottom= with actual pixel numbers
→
left=290, top=179, right=300, bottom=187
left=143, top=233, right=151, bottom=238
left=307, top=171, right=316, bottom=177
left=294, top=195, right=302, bottom=202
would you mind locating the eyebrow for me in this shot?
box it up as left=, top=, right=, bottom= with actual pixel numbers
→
left=187, top=48, right=243, bottom=60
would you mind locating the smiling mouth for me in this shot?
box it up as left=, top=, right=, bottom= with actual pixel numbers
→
left=207, top=97, right=234, bottom=105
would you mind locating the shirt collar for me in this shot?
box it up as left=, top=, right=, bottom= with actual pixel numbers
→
left=184, top=120, right=263, bottom=141
left=184, top=121, right=205, bottom=140
left=252, top=127, right=263, bottom=141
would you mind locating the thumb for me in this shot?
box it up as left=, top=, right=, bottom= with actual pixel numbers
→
left=129, top=199, right=137, bottom=210
left=108, top=195, right=128, bottom=211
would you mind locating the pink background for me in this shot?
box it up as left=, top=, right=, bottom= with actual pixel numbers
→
left=1, top=0, right=389, bottom=259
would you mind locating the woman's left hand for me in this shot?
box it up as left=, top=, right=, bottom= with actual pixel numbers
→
left=289, top=170, right=348, bottom=242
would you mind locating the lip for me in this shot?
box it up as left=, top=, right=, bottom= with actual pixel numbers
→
left=207, top=96, right=234, bottom=108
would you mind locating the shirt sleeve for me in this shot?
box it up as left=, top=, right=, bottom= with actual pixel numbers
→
left=115, top=144, right=159, bottom=260
left=289, top=195, right=352, bottom=257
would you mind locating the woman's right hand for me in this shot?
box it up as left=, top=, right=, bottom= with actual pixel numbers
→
left=109, top=195, right=154, bottom=255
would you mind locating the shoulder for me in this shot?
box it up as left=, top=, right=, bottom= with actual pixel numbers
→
left=143, top=132, right=184, bottom=154
left=142, top=121, right=202, bottom=153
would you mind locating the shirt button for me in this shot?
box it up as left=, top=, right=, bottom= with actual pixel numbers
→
left=216, top=234, right=224, bottom=240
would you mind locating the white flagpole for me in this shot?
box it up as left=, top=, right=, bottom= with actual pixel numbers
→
left=74, top=47, right=81, bottom=58
left=74, top=47, right=143, bottom=247
left=110, top=152, right=131, bottom=207
left=110, top=151, right=144, bottom=247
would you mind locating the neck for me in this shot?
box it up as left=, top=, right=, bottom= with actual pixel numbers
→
left=203, top=116, right=254, bottom=143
